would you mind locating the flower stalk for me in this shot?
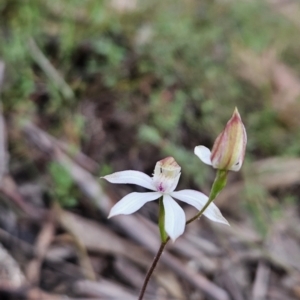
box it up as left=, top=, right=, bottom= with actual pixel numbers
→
left=158, top=197, right=168, bottom=243
left=138, top=242, right=167, bottom=300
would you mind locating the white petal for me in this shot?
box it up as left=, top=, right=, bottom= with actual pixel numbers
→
left=170, top=189, right=209, bottom=210
left=102, top=170, right=156, bottom=191
left=163, top=195, right=186, bottom=241
left=203, top=205, right=229, bottom=225
left=194, top=146, right=212, bottom=166
left=170, top=190, right=229, bottom=225
left=108, top=192, right=161, bottom=218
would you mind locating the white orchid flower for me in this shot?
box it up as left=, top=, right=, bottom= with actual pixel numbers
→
left=102, top=157, right=228, bottom=241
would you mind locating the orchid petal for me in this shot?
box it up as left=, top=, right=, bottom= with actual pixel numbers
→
left=203, top=204, right=229, bottom=225
left=194, top=146, right=212, bottom=166
left=170, top=190, right=229, bottom=225
left=170, top=189, right=209, bottom=209
left=108, top=192, right=161, bottom=218
left=163, top=195, right=186, bottom=241
left=102, top=170, right=156, bottom=191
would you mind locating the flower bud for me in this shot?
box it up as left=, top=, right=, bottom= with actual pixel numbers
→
left=195, top=108, right=247, bottom=171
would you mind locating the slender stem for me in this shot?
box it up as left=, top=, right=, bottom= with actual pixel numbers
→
left=138, top=242, right=167, bottom=300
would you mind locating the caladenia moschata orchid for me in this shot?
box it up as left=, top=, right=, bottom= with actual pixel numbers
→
left=102, top=108, right=247, bottom=300
left=103, top=156, right=228, bottom=242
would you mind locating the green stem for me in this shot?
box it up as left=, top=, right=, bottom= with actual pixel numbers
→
left=158, top=197, right=168, bottom=243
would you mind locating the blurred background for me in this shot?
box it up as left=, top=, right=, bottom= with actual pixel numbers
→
left=1, top=0, right=300, bottom=299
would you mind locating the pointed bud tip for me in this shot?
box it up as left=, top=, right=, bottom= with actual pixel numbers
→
left=231, top=107, right=242, bottom=121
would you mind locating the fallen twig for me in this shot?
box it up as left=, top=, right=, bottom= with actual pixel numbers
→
left=54, top=202, right=97, bottom=281
left=27, top=38, right=74, bottom=100
left=0, top=61, right=9, bottom=182
left=26, top=210, right=56, bottom=284
left=0, top=242, right=26, bottom=288
left=252, top=261, right=270, bottom=300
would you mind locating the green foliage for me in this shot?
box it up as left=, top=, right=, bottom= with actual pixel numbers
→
left=1, top=0, right=296, bottom=140
left=48, top=162, right=78, bottom=208
left=99, top=164, right=113, bottom=178
left=243, top=183, right=271, bottom=237
left=149, top=90, right=186, bottom=139
left=248, top=109, right=287, bottom=156
left=87, top=37, right=126, bottom=87
left=230, top=1, right=287, bottom=52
